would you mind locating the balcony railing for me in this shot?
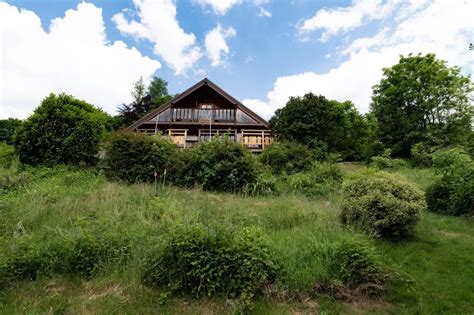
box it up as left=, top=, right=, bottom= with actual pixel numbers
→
left=171, top=108, right=236, bottom=122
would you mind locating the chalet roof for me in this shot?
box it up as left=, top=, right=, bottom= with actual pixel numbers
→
left=126, top=78, right=269, bottom=130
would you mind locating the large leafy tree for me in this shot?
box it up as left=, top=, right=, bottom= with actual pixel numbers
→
left=15, top=93, right=109, bottom=166
left=371, top=53, right=473, bottom=157
left=270, top=93, right=369, bottom=160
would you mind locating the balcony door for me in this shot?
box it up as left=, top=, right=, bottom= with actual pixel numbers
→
left=198, top=104, right=213, bottom=122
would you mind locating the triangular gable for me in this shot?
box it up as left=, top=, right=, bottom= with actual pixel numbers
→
left=126, top=78, right=269, bottom=130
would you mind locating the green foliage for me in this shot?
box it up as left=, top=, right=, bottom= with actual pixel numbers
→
left=259, top=142, right=314, bottom=174
left=0, top=226, right=132, bottom=286
left=14, top=93, right=108, bottom=166
left=191, top=137, right=258, bottom=193
left=370, top=149, right=407, bottom=169
left=371, top=53, right=473, bottom=157
left=0, top=118, right=23, bottom=145
left=410, top=142, right=435, bottom=167
left=270, top=93, right=369, bottom=160
left=426, top=175, right=473, bottom=216
left=117, top=76, right=172, bottom=128
left=340, top=170, right=424, bottom=239
left=320, top=239, right=387, bottom=287
left=285, top=162, right=342, bottom=196
left=431, top=147, right=472, bottom=177
left=0, top=164, right=473, bottom=313
left=360, top=113, right=385, bottom=162
left=243, top=169, right=279, bottom=196
left=104, top=131, right=178, bottom=184
left=142, top=224, right=279, bottom=299
left=0, top=143, right=17, bottom=169
left=426, top=148, right=474, bottom=216
left=148, top=76, right=173, bottom=108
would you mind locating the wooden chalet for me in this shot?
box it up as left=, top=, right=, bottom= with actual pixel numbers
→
left=127, top=78, right=273, bottom=152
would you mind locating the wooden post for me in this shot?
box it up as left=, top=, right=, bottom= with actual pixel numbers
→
left=262, top=130, right=265, bottom=150
left=184, top=129, right=187, bottom=148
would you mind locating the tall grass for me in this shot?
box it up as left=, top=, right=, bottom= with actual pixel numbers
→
left=0, top=151, right=473, bottom=314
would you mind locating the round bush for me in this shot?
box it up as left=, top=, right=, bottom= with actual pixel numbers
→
left=15, top=93, right=109, bottom=166
left=340, top=171, right=424, bottom=239
left=105, top=131, right=178, bottom=183
left=142, top=224, right=279, bottom=298
left=192, top=137, right=257, bottom=192
left=259, top=142, right=314, bottom=175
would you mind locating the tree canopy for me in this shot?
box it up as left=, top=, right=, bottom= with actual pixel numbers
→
left=15, top=93, right=109, bottom=166
left=0, top=118, right=23, bottom=144
left=117, top=76, right=172, bottom=128
left=371, top=53, right=473, bottom=157
left=148, top=76, right=173, bottom=106
left=270, top=93, right=369, bottom=160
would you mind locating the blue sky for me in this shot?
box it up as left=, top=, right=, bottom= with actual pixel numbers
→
left=0, top=0, right=472, bottom=119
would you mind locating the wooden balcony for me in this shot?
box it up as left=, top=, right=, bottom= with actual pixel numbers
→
left=172, top=108, right=236, bottom=123
left=165, top=128, right=273, bottom=152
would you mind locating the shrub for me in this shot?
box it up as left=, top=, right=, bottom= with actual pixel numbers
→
left=192, top=137, right=257, bottom=192
left=432, top=147, right=472, bottom=177
left=410, top=142, right=435, bottom=167
left=286, top=162, right=342, bottom=196
left=142, top=224, right=279, bottom=299
left=426, top=159, right=474, bottom=216
left=104, top=131, right=178, bottom=184
left=14, top=93, right=109, bottom=166
left=260, top=142, right=314, bottom=175
left=425, top=179, right=452, bottom=215
left=361, top=140, right=385, bottom=162
left=370, top=149, right=406, bottom=169
left=426, top=148, right=474, bottom=216
left=243, top=169, right=279, bottom=196
left=312, top=162, right=343, bottom=182
left=340, top=171, right=424, bottom=239
left=167, top=148, right=199, bottom=188
left=321, top=239, right=387, bottom=287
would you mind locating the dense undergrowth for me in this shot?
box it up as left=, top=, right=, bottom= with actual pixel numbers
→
left=1, top=155, right=473, bottom=314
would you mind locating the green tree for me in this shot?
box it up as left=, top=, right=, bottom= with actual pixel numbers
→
left=117, top=76, right=173, bottom=128
left=15, top=93, right=109, bottom=166
left=148, top=76, right=172, bottom=108
left=0, top=118, right=23, bottom=144
left=270, top=93, right=368, bottom=160
left=371, top=53, right=473, bottom=157
left=131, top=76, right=146, bottom=106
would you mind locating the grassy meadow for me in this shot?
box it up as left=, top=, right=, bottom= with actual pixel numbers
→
left=0, top=148, right=473, bottom=314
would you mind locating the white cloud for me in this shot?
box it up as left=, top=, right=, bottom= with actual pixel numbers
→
left=258, top=7, right=272, bottom=17
left=250, top=0, right=473, bottom=118
left=299, top=0, right=398, bottom=42
left=195, top=0, right=271, bottom=16
left=0, top=2, right=160, bottom=119
left=242, top=98, right=275, bottom=120
left=113, top=0, right=202, bottom=74
left=194, top=0, right=242, bottom=15
left=205, top=24, right=236, bottom=67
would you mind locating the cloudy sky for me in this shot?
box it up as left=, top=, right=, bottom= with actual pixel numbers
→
left=0, top=0, right=472, bottom=119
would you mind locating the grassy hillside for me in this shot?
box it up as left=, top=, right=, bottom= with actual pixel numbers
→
left=0, top=153, right=473, bottom=313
